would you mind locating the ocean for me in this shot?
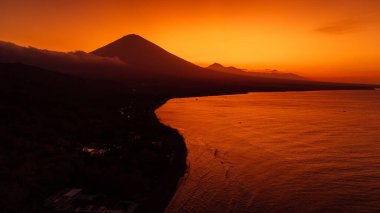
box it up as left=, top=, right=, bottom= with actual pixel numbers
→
left=157, top=90, right=380, bottom=213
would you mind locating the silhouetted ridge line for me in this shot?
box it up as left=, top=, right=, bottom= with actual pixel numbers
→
left=207, top=62, right=307, bottom=81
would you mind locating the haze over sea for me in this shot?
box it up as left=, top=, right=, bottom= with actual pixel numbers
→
left=157, top=90, right=380, bottom=213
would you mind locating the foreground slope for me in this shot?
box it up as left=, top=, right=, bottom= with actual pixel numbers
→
left=0, top=63, right=186, bottom=212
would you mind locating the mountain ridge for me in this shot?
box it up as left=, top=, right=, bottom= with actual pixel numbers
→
left=207, top=63, right=307, bottom=80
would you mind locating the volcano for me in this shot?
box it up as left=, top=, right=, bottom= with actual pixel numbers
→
left=92, top=34, right=200, bottom=72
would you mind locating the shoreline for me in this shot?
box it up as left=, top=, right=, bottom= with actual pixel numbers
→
left=133, top=98, right=188, bottom=213
left=154, top=100, right=191, bottom=213
left=154, top=101, right=190, bottom=213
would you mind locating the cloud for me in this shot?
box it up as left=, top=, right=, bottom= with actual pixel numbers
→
left=0, top=41, right=127, bottom=65
left=315, top=19, right=361, bottom=35
left=0, top=41, right=131, bottom=78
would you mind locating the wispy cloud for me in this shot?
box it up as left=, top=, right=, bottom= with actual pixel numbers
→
left=0, top=41, right=129, bottom=78
left=315, top=19, right=361, bottom=35
left=0, top=41, right=126, bottom=65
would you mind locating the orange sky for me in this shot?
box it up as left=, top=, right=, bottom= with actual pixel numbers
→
left=1, top=0, right=380, bottom=83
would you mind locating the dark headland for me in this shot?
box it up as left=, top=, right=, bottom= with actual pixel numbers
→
left=0, top=35, right=376, bottom=212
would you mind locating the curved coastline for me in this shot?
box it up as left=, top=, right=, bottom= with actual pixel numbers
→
left=135, top=98, right=188, bottom=213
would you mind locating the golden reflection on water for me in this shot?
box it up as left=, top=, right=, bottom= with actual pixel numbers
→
left=157, top=90, right=380, bottom=213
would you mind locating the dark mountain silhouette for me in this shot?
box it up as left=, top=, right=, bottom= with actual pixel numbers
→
left=89, top=35, right=373, bottom=92
left=208, top=63, right=243, bottom=73
left=92, top=34, right=200, bottom=72
left=207, top=63, right=307, bottom=80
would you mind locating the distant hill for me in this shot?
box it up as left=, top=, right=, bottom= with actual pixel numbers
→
left=207, top=63, right=307, bottom=80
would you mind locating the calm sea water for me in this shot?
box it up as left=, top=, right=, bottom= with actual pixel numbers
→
left=156, top=90, right=380, bottom=213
